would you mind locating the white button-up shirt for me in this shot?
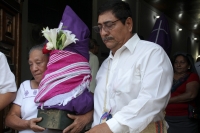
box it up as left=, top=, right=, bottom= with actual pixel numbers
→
left=92, top=34, right=173, bottom=133
left=0, top=52, right=17, bottom=93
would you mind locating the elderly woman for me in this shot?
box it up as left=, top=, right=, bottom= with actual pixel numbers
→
left=5, top=44, right=62, bottom=133
left=165, top=52, right=199, bottom=133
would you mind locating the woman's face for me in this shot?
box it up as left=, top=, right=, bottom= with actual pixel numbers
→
left=174, top=55, right=190, bottom=74
left=28, top=49, right=49, bottom=84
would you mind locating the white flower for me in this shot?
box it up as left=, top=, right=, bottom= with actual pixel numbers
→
left=42, top=27, right=78, bottom=50
left=46, top=42, right=54, bottom=50
left=61, top=30, right=79, bottom=49
left=42, top=27, right=58, bottom=49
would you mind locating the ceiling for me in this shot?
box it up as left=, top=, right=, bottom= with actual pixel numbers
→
left=28, top=0, right=92, bottom=29
left=144, top=0, right=200, bottom=36
left=28, top=0, right=200, bottom=37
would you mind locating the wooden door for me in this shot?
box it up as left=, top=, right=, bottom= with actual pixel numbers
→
left=0, top=0, right=22, bottom=132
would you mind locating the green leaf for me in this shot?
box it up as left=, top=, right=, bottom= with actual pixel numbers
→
left=56, top=31, right=62, bottom=50
left=56, top=31, right=66, bottom=50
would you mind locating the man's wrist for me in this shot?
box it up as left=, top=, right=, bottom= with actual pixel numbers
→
left=85, top=110, right=94, bottom=124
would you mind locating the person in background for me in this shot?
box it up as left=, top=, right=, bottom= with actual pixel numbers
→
left=195, top=56, right=200, bottom=78
left=89, top=38, right=99, bottom=93
left=165, top=52, right=199, bottom=133
left=0, top=51, right=17, bottom=110
left=195, top=56, right=200, bottom=133
left=196, top=57, right=200, bottom=63
left=86, top=1, right=173, bottom=133
left=5, top=44, right=61, bottom=133
left=90, top=38, right=99, bottom=56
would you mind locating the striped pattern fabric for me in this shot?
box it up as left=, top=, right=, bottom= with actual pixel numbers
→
left=141, top=120, right=167, bottom=133
left=34, top=50, right=91, bottom=105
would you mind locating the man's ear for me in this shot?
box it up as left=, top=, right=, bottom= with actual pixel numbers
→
left=125, top=17, right=133, bottom=32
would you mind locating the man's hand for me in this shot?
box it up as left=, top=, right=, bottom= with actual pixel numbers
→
left=85, top=123, right=112, bottom=133
left=63, top=110, right=93, bottom=133
left=28, top=117, right=45, bottom=132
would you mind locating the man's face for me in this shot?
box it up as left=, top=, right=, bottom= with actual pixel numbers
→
left=97, top=11, right=132, bottom=54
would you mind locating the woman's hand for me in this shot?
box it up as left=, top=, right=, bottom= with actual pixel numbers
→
left=28, top=117, right=45, bottom=132
left=6, top=104, right=45, bottom=132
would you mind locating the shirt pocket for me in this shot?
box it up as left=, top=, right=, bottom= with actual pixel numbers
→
left=112, top=67, right=141, bottom=93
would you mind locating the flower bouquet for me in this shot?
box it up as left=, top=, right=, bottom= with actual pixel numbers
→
left=35, top=6, right=93, bottom=130
left=41, top=24, right=78, bottom=53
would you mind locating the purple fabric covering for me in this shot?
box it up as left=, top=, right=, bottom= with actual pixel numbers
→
left=37, top=6, right=93, bottom=115
left=148, top=14, right=172, bottom=56
left=38, top=89, right=94, bottom=115
left=59, top=6, right=90, bottom=61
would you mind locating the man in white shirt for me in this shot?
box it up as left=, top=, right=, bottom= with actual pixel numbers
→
left=89, top=39, right=99, bottom=93
left=0, top=52, right=17, bottom=110
left=86, top=1, right=173, bottom=133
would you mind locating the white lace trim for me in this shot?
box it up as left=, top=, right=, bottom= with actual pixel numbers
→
left=43, top=75, right=90, bottom=107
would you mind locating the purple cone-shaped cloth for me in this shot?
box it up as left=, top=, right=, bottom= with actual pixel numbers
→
left=36, top=6, right=93, bottom=114
left=60, top=6, right=90, bottom=61
left=148, top=14, right=172, bottom=56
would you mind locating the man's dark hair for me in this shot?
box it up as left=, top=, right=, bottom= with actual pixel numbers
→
left=98, top=0, right=132, bottom=24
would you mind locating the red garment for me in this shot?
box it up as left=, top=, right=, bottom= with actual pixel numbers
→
left=165, top=72, right=199, bottom=116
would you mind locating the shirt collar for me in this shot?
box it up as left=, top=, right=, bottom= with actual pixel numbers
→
left=108, top=33, right=140, bottom=59
left=124, top=33, right=140, bottom=54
